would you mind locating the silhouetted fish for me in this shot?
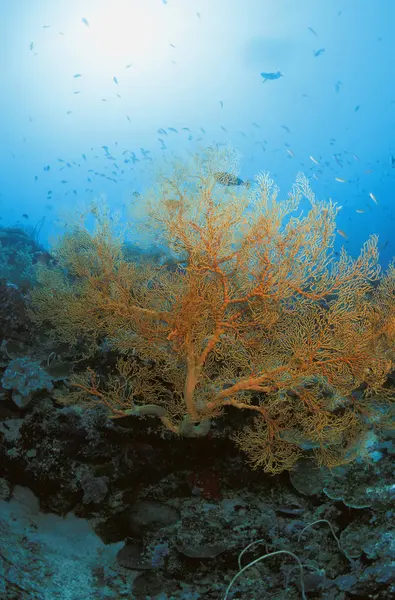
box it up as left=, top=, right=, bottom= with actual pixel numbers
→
left=261, top=70, right=283, bottom=82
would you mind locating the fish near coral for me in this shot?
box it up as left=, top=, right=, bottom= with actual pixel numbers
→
left=214, top=172, right=250, bottom=187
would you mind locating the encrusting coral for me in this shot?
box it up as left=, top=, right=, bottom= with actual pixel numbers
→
left=28, top=147, right=395, bottom=473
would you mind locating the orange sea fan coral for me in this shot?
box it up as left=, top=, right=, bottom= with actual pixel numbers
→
left=29, top=147, right=395, bottom=473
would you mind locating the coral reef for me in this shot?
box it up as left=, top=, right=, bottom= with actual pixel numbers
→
left=1, top=149, right=394, bottom=598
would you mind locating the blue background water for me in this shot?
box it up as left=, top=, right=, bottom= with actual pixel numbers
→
left=1, top=0, right=394, bottom=265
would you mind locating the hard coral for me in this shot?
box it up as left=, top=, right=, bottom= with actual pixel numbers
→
left=1, top=357, right=53, bottom=408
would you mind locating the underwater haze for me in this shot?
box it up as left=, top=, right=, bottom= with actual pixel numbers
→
left=1, top=0, right=395, bottom=264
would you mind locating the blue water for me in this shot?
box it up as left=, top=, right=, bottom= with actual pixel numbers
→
left=1, top=4, right=395, bottom=599
left=1, top=0, right=394, bottom=264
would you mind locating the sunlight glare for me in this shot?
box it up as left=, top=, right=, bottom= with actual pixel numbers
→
left=87, top=1, right=164, bottom=61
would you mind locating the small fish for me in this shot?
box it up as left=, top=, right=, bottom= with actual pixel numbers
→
left=352, top=154, right=359, bottom=161
left=82, top=153, right=87, bottom=161
left=307, top=26, right=318, bottom=36
left=335, top=177, right=347, bottom=183
left=66, top=110, right=73, bottom=115
left=391, top=155, right=395, bottom=168
left=314, top=48, right=325, bottom=57
left=281, top=125, right=291, bottom=133
left=335, top=80, right=342, bottom=93
left=369, top=192, right=378, bottom=204
left=125, top=63, right=132, bottom=69
left=309, top=155, right=319, bottom=165
left=286, top=149, right=295, bottom=157
left=220, top=100, right=223, bottom=109
left=22, top=213, right=29, bottom=218
left=42, top=25, right=51, bottom=28
left=126, top=115, right=131, bottom=122
left=355, top=209, right=365, bottom=214
left=252, top=122, right=260, bottom=128
left=113, top=76, right=119, bottom=84
left=196, top=12, right=201, bottom=18
left=73, top=73, right=82, bottom=78
left=81, top=18, right=89, bottom=27
left=354, top=105, right=361, bottom=112
left=337, top=229, right=348, bottom=240
left=261, top=70, right=283, bottom=82
left=170, top=43, right=176, bottom=48
left=214, top=172, right=250, bottom=187
left=29, top=42, right=34, bottom=51
left=220, top=125, right=228, bottom=132
left=168, top=127, right=179, bottom=133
